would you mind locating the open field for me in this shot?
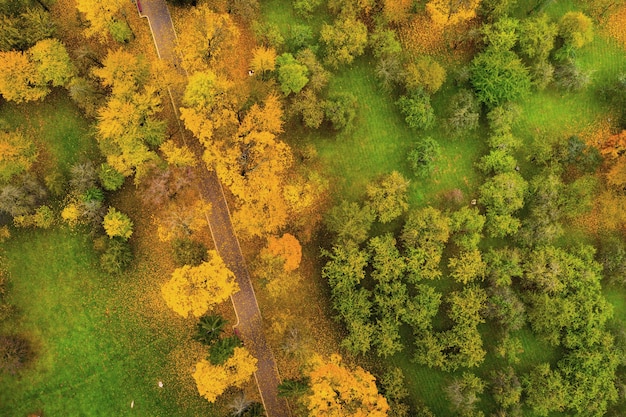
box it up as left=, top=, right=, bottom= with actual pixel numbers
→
left=0, top=228, right=215, bottom=416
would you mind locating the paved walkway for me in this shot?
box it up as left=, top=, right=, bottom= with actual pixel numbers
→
left=137, top=2, right=290, bottom=416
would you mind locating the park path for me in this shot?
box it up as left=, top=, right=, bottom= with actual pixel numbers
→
left=137, top=2, right=291, bottom=416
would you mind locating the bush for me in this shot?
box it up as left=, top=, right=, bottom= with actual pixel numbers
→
left=407, top=137, right=441, bottom=178
left=324, top=92, right=358, bottom=131
left=209, top=336, right=242, bottom=365
left=99, top=163, right=125, bottom=191
left=100, top=238, right=133, bottom=274
left=397, top=90, right=435, bottom=130
left=172, top=238, right=208, bottom=267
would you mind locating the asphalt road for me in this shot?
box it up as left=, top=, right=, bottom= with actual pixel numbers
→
left=137, top=2, right=291, bottom=416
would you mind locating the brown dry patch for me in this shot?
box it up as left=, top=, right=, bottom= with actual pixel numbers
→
left=398, top=14, right=478, bottom=63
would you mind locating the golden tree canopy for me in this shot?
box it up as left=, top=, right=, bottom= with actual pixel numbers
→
left=307, top=354, right=389, bottom=417
left=426, top=0, right=481, bottom=27
left=0, top=50, right=48, bottom=103
left=193, top=347, right=258, bottom=403
left=161, top=250, right=238, bottom=317
left=75, top=0, right=125, bottom=42
left=176, top=4, right=240, bottom=72
left=267, top=233, right=302, bottom=272
left=28, top=38, right=75, bottom=88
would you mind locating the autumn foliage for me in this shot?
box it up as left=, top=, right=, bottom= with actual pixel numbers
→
left=267, top=233, right=302, bottom=272
left=161, top=250, right=238, bottom=318
left=306, top=354, right=389, bottom=417
left=192, top=346, right=257, bottom=403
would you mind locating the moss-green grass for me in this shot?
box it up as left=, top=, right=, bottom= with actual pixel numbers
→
left=0, top=90, right=98, bottom=175
left=308, top=57, right=486, bottom=207
left=0, top=228, right=214, bottom=416
left=0, top=92, right=214, bottom=416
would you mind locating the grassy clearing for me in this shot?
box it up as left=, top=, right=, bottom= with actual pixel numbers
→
left=0, top=228, right=214, bottom=416
left=0, top=90, right=98, bottom=175
left=308, top=57, right=486, bottom=207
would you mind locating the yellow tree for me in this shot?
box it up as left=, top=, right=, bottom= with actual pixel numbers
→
left=94, top=50, right=164, bottom=179
left=426, top=0, right=481, bottom=27
left=75, top=0, right=126, bottom=42
left=161, top=250, right=238, bottom=317
left=91, top=49, right=151, bottom=97
left=193, top=347, right=257, bottom=403
left=307, top=354, right=389, bottom=417
left=103, top=207, right=133, bottom=240
left=202, top=94, right=294, bottom=238
left=0, top=50, right=48, bottom=103
left=0, top=129, right=37, bottom=184
left=176, top=4, right=240, bottom=72
left=250, top=46, right=277, bottom=77
left=179, top=70, right=237, bottom=145
left=160, top=140, right=197, bottom=167
left=28, top=38, right=75, bottom=88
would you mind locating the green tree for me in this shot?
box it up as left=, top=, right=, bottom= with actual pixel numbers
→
left=99, top=237, right=133, bottom=274
left=324, top=200, right=375, bottom=245
left=476, top=149, right=517, bottom=175
left=518, top=14, right=557, bottom=62
left=470, top=50, right=531, bottom=107
left=481, top=17, right=519, bottom=52
left=448, top=249, right=486, bottom=284
left=397, top=90, right=435, bottom=130
left=407, top=137, right=441, bottom=179
left=276, top=53, right=309, bottom=95
left=324, top=92, right=357, bottom=131
left=366, top=171, right=410, bottom=223
left=98, top=163, right=125, bottom=191
left=320, top=14, right=368, bottom=69
left=523, top=363, right=567, bottom=416
left=369, top=28, right=402, bottom=59
left=209, top=336, right=242, bottom=365
left=449, top=207, right=485, bottom=251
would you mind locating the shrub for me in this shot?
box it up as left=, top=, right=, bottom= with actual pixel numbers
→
left=324, top=92, right=358, bottom=131
left=99, top=237, right=133, bottom=274
left=407, top=137, right=441, bottom=178
left=397, top=90, right=435, bottom=130
left=99, top=163, right=125, bottom=191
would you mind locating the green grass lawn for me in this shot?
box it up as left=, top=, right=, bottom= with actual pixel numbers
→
left=0, top=92, right=215, bottom=416
left=0, top=228, right=214, bottom=416
left=0, top=90, right=99, bottom=175
left=308, top=57, right=485, bottom=207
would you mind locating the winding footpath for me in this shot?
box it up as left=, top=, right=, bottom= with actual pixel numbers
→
left=137, top=2, right=291, bottom=416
